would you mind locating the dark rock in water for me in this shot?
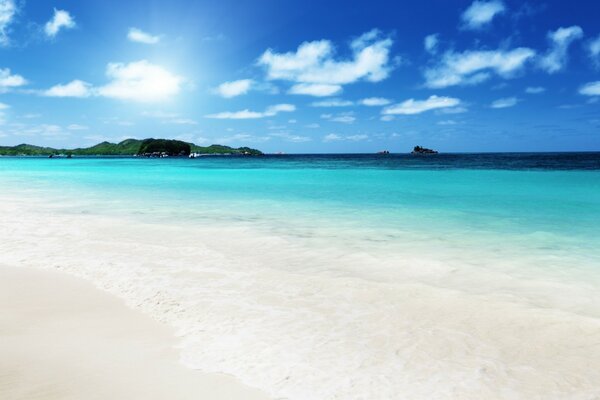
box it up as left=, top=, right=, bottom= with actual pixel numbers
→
left=411, top=146, right=438, bottom=155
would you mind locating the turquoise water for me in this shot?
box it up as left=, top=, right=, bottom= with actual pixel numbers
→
left=1, top=154, right=599, bottom=238
left=2, top=154, right=600, bottom=399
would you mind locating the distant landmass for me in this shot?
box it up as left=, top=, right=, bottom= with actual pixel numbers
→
left=0, top=138, right=263, bottom=157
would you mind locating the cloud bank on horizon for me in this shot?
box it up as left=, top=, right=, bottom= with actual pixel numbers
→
left=0, top=0, right=598, bottom=152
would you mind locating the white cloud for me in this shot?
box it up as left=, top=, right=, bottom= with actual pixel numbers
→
left=288, top=83, right=342, bottom=97
left=380, top=115, right=395, bottom=122
left=45, top=9, right=76, bottom=37
left=0, top=67, right=26, bottom=90
left=424, top=34, right=439, bottom=54
left=0, top=0, right=16, bottom=45
left=206, top=104, right=295, bottom=119
left=383, top=95, right=461, bottom=115
left=579, top=81, right=600, bottom=96
left=538, top=26, right=583, bottom=74
left=424, top=47, right=535, bottom=88
left=43, top=61, right=182, bottom=103
left=97, top=60, right=183, bottom=102
left=43, top=80, right=91, bottom=97
left=0, top=101, right=9, bottom=109
left=360, top=97, right=391, bottom=106
left=525, top=86, right=545, bottom=94
left=127, top=28, right=161, bottom=44
left=215, top=79, right=254, bottom=98
left=259, top=29, right=393, bottom=96
left=311, top=98, right=353, bottom=107
left=588, top=34, right=600, bottom=68
left=461, top=0, right=506, bottom=30
left=491, top=97, right=519, bottom=108
left=305, top=123, right=320, bottom=128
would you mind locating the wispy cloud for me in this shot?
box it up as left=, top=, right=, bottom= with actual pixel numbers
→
left=206, top=104, right=295, bottom=119
left=0, top=0, right=16, bottom=45
left=437, top=119, right=458, bottom=125
left=288, top=83, right=342, bottom=97
left=437, top=106, right=468, bottom=114
left=321, top=112, right=356, bottom=124
left=214, top=133, right=271, bottom=144
left=323, top=133, right=342, bottom=142
left=491, top=97, right=519, bottom=108
left=259, top=29, right=393, bottom=96
left=270, top=132, right=311, bottom=142
left=579, top=81, right=600, bottom=96
left=461, top=0, right=506, bottom=30
left=141, top=110, right=197, bottom=125
left=311, top=98, right=353, bottom=107
left=323, top=133, right=368, bottom=142
left=45, top=9, right=76, bottom=38
left=67, top=124, right=88, bottom=130
left=214, top=79, right=254, bottom=98
left=424, top=47, right=535, bottom=88
left=383, top=95, right=461, bottom=115
left=424, top=34, right=439, bottom=54
left=360, top=97, right=391, bottom=106
left=588, top=34, right=600, bottom=68
left=538, top=26, right=583, bottom=73
left=525, top=86, right=545, bottom=94
left=127, top=28, right=161, bottom=44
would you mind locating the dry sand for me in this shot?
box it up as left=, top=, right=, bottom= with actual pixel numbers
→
left=0, top=265, right=271, bottom=400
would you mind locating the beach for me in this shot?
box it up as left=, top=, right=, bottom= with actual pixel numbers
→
left=0, top=266, right=270, bottom=400
left=1, top=155, right=600, bottom=399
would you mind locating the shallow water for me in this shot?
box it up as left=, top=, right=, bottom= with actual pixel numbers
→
left=1, top=154, right=600, bottom=399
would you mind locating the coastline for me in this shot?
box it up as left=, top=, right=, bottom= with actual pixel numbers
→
left=0, top=265, right=271, bottom=400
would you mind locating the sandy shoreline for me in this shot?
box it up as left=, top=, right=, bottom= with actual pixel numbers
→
left=0, top=265, right=270, bottom=400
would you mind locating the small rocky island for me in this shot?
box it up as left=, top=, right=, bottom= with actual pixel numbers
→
left=411, top=146, right=438, bottom=155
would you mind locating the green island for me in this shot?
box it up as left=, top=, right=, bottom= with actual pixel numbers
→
left=0, top=138, right=263, bottom=157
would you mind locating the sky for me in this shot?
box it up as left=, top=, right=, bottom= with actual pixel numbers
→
left=0, top=0, right=599, bottom=153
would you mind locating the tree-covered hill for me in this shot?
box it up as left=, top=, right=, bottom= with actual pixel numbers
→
left=0, top=138, right=263, bottom=156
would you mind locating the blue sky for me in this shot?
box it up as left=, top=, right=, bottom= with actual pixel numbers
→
left=0, top=0, right=599, bottom=152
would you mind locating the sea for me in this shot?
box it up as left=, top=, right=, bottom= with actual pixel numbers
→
left=1, top=153, right=599, bottom=399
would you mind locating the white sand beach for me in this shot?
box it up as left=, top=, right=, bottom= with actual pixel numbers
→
left=0, top=266, right=270, bottom=400
left=1, top=189, right=600, bottom=399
